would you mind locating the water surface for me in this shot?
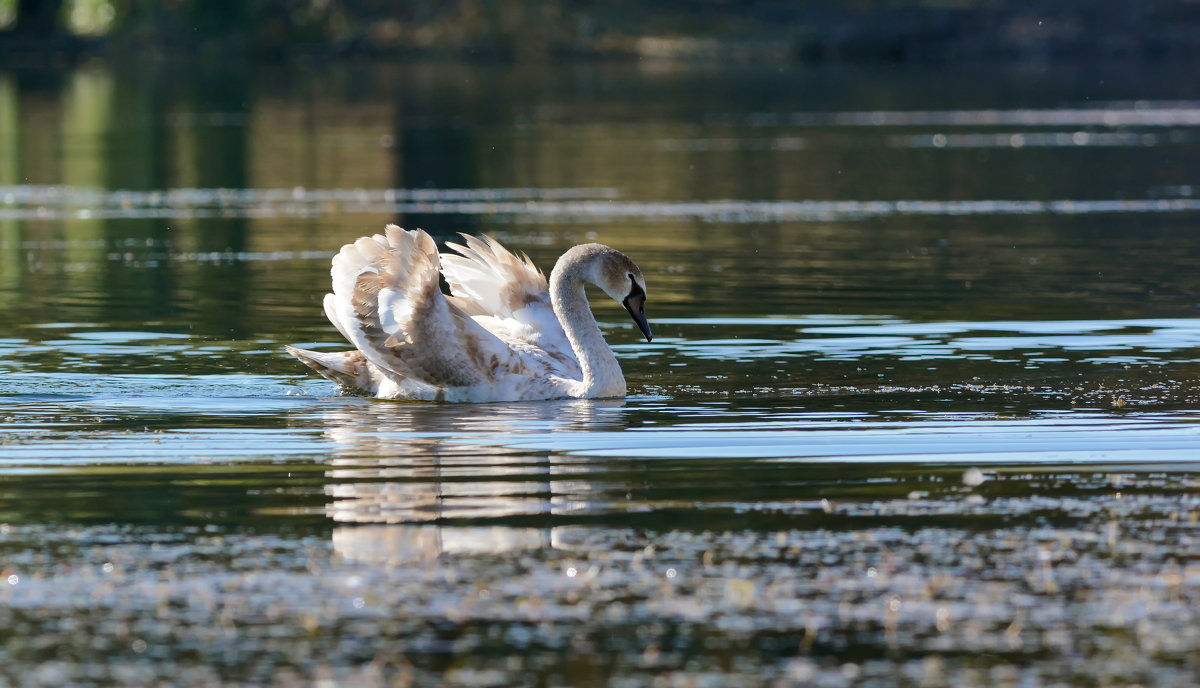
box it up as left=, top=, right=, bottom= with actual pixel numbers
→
left=2, top=59, right=1200, bottom=685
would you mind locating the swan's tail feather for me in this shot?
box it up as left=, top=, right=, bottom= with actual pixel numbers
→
left=285, top=346, right=373, bottom=393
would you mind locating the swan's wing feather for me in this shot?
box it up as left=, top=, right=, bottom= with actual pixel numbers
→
left=322, top=293, right=354, bottom=343
left=326, top=225, right=521, bottom=390
left=441, top=234, right=581, bottom=378
left=440, top=234, right=547, bottom=319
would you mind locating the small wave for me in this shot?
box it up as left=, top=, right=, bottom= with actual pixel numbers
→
left=3, top=185, right=1200, bottom=224
left=716, top=103, right=1200, bottom=128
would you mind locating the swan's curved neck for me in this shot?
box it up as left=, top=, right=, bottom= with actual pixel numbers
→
left=549, top=253, right=626, bottom=398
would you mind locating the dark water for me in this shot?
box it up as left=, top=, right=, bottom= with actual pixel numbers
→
left=2, top=59, right=1200, bottom=685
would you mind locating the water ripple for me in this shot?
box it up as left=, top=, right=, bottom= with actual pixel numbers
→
left=718, top=103, right=1200, bottom=127
left=2, top=185, right=1199, bottom=224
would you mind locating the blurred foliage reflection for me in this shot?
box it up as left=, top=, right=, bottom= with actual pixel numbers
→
left=0, top=59, right=1199, bottom=344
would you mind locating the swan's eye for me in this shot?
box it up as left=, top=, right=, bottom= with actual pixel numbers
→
left=624, top=274, right=645, bottom=309
left=626, top=274, right=642, bottom=298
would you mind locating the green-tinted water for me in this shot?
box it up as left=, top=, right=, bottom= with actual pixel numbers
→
left=2, top=59, right=1200, bottom=685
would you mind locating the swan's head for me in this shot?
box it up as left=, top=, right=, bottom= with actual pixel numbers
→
left=593, top=247, right=653, bottom=343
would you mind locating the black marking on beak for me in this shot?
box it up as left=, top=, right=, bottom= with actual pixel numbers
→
left=622, top=275, right=652, bottom=342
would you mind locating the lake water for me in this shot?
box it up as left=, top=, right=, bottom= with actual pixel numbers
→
left=2, top=59, right=1200, bottom=685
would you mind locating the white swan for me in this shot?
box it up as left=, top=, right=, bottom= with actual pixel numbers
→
left=286, top=225, right=652, bottom=402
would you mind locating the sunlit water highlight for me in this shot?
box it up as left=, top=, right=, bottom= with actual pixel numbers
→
left=4, top=184, right=1199, bottom=224
left=3, top=317, right=1200, bottom=470
left=721, top=103, right=1200, bottom=127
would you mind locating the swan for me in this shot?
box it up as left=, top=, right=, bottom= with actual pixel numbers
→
left=286, top=225, right=652, bottom=402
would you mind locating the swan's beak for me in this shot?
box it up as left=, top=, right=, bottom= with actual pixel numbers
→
left=623, top=294, right=653, bottom=342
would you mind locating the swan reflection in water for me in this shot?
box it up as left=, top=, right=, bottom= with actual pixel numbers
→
left=318, top=398, right=627, bottom=564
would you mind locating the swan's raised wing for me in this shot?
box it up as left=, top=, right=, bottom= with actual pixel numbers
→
left=439, top=234, right=546, bottom=320
left=440, top=234, right=581, bottom=378
left=324, top=225, right=524, bottom=395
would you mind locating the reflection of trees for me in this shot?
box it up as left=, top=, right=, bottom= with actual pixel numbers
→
left=61, top=67, right=176, bottom=323
left=318, top=399, right=625, bottom=563
left=0, top=66, right=178, bottom=324
left=2, top=58, right=1200, bottom=339
left=0, top=74, right=18, bottom=307
left=0, top=59, right=404, bottom=337
left=248, top=72, right=393, bottom=192
left=174, top=66, right=253, bottom=336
